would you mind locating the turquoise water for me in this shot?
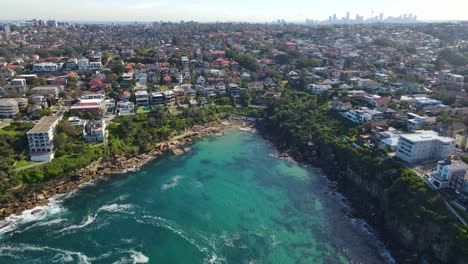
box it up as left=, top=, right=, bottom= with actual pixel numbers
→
left=0, top=131, right=391, bottom=263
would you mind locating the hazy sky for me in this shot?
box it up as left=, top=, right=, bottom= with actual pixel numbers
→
left=1, top=0, right=467, bottom=22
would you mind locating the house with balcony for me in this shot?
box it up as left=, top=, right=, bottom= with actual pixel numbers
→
left=150, top=92, right=164, bottom=105
left=344, top=107, right=383, bottom=123
left=308, top=84, right=331, bottom=94
left=135, top=90, right=149, bottom=106
left=84, top=119, right=107, bottom=142
left=33, top=62, right=62, bottom=72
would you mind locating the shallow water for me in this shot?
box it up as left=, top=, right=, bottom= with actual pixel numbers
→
left=0, top=131, right=393, bottom=263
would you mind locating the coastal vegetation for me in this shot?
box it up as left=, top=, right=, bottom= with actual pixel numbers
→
left=261, top=91, right=468, bottom=261
left=0, top=103, right=262, bottom=203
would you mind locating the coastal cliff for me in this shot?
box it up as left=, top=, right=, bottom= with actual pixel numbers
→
left=258, top=119, right=468, bottom=264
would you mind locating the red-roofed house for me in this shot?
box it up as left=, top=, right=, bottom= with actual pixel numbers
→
left=70, top=102, right=103, bottom=116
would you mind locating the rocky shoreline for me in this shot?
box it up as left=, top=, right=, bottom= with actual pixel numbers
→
left=0, top=121, right=251, bottom=222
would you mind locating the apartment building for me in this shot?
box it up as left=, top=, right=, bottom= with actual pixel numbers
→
left=30, top=86, right=63, bottom=99
left=135, top=91, right=149, bottom=106
left=78, top=58, right=90, bottom=70
left=33, top=62, right=61, bottom=72
left=0, top=99, right=19, bottom=118
left=150, top=92, right=164, bottom=105
left=307, top=84, right=331, bottom=94
left=396, top=130, right=455, bottom=164
left=27, top=116, right=62, bottom=162
left=429, top=159, right=468, bottom=201
left=84, top=119, right=107, bottom=142
left=66, top=58, right=78, bottom=70
left=345, top=108, right=383, bottom=123
left=455, top=132, right=468, bottom=151
left=88, top=61, right=102, bottom=70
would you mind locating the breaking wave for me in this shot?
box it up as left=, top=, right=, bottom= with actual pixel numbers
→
left=161, top=175, right=183, bottom=191
left=59, top=214, right=97, bottom=233
left=0, top=244, right=92, bottom=264
left=0, top=195, right=67, bottom=237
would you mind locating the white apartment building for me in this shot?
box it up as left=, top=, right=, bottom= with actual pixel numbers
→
left=150, top=92, right=164, bottom=105
left=10, top=78, right=27, bottom=86
left=0, top=99, right=19, bottom=118
left=429, top=159, right=468, bottom=189
left=407, top=113, right=429, bottom=131
left=84, top=119, right=107, bottom=142
left=308, top=84, right=331, bottom=94
left=344, top=108, right=383, bottom=124
left=78, top=58, right=90, bottom=70
left=30, top=86, right=62, bottom=99
left=33, top=62, right=61, bottom=72
left=135, top=91, right=149, bottom=106
left=66, top=58, right=78, bottom=70
left=88, top=61, right=102, bottom=70
left=116, top=101, right=135, bottom=116
left=162, top=90, right=175, bottom=102
left=27, top=116, right=62, bottom=162
left=79, top=93, right=105, bottom=103
left=396, top=130, right=455, bottom=164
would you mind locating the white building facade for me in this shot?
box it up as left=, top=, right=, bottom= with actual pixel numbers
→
left=396, top=130, right=455, bottom=164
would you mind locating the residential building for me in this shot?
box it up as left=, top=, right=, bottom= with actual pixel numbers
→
left=150, top=92, right=164, bottom=105
left=104, top=99, right=115, bottom=113
left=455, top=132, right=468, bottom=151
left=0, top=99, right=19, bottom=118
left=33, top=62, right=61, bottom=72
left=122, top=49, right=135, bottom=59
left=70, top=102, right=103, bottom=116
left=396, top=130, right=455, bottom=164
left=66, top=58, right=78, bottom=70
left=79, top=93, right=105, bottom=103
left=88, top=61, right=102, bottom=70
left=344, top=108, right=383, bottom=123
left=78, top=58, right=90, bottom=70
left=407, top=113, right=429, bottom=131
left=308, top=84, right=331, bottom=94
left=331, top=101, right=352, bottom=111
left=116, top=101, right=135, bottom=116
left=27, top=116, right=62, bottom=162
left=135, top=91, right=150, bottom=106
left=228, top=84, right=241, bottom=97
left=429, top=159, right=468, bottom=190
left=162, top=91, right=175, bottom=102
left=84, top=119, right=107, bottom=142
left=10, top=79, right=27, bottom=86
left=30, top=86, right=63, bottom=99
left=442, top=73, right=465, bottom=91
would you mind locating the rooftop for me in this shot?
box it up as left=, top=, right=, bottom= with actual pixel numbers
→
left=400, top=130, right=454, bottom=143
left=27, top=116, right=61, bottom=134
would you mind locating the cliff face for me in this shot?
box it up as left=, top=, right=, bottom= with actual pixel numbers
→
left=259, top=126, right=467, bottom=264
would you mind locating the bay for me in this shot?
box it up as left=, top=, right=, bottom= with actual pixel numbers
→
left=0, top=131, right=392, bottom=263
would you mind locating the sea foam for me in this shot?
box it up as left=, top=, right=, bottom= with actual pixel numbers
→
left=0, top=195, right=66, bottom=237
left=161, top=175, right=183, bottom=191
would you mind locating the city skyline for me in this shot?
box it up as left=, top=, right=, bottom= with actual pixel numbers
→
left=0, top=0, right=467, bottom=23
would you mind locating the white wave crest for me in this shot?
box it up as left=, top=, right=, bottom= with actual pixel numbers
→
left=59, top=214, right=97, bottom=233
left=161, top=176, right=183, bottom=191
left=98, top=204, right=134, bottom=214
left=0, top=196, right=66, bottom=237
left=0, top=243, right=91, bottom=264
left=129, top=250, right=149, bottom=263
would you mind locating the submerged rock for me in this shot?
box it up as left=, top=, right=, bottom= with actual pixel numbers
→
left=171, top=148, right=185, bottom=155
